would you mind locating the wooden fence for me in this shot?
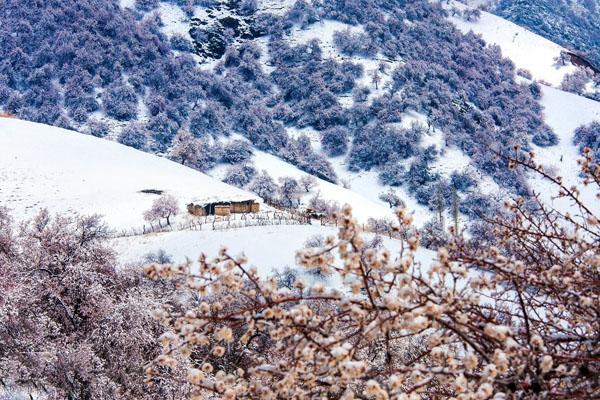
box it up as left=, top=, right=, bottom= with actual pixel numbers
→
left=112, top=208, right=405, bottom=241
left=112, top=211, right=312, bottom=238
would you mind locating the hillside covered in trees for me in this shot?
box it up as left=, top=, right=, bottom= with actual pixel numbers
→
left=0, top=0, right=569, bottom=215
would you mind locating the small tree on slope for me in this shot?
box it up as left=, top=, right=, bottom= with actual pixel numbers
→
left=144, top=194, right=179, bottom=227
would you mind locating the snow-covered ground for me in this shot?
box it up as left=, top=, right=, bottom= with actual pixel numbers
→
left=448, top=1, right=578, bottom=87
left=113, top=224, right=436, bottom=283
left=532, top=86, right=600, bottom=215
left=157, top=2, right=191, bottom=38
left=0, top=118, right=259, bottom=230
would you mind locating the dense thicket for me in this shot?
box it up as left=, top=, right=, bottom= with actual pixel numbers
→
left=313, top=0, right=553, bottom=195
left=0, top=0, right=335, bottom=181
left=0, top=209, right=188, bottom=399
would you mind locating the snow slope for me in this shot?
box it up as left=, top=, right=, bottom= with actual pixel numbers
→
left=252, top=150, right=397, bottom=224
left=448, top=1, right=578, bottom=87
left=0, top=118, right=259, bottom=229
left=533, top=86, right=600, bottom=215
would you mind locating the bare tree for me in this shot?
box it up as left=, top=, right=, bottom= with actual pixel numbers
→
left=299, top=175, right=317, bottom=193
left=144, top=194, right=179, bottom=227
left=168, top=130, right=199, bottom=167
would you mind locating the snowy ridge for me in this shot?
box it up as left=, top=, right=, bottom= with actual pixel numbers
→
left=0, top=118, right=259, bottom=229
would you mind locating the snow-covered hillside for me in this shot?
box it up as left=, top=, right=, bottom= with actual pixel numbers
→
left=0, top=118, right=259, bottom=229
left=448, top=1, right=578, bottom=87
left=534, top=86, right=600, bottom=215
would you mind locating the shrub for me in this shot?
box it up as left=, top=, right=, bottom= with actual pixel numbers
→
left=221, top=140, right=253, bottom=164
left=102, top=84, right=138, bottom=121
left=320, top=126, right=349, bottom=157
left=118, top=123, right=148, bottom=150
left=170, top=34, right=194, bottom=52
left=378, top=159, right=406, bottom=186
left=532, top=128, right=558, bottom=147
left=573, top=121, right=600, bottom=160
left=135, top=0, right=160, bottom=11
left=223, top=163, right=257, bottom=188
left=87, top=119, right=111, bottom=138
left=450, top=170, right=477, bottom=192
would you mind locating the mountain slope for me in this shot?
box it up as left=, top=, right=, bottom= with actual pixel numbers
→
left=0, top=118, right=259, bottom=229
left=492, top=0, right=600, bottom=69
left=447, top=1, right=578, bottom=86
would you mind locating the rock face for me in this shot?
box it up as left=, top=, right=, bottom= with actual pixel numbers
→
left=189, top=1, right=265, bottom=60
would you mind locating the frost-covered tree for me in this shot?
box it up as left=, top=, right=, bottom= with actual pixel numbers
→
left=333, top=29, right=376, bottom=57
left=102, top=84, right=138, bottom=121
left=118, top=123, right=147, bottom=150
left=367, top=217, right=398, bottom=238
left=306, top=192, right=340, bottom=218
left=378, top=159, right=406, bottom=187
left=378, top=189, right=403, bottom=209
left=189, top=102, right=229, bottom=138
left=450, top=170, right=477, bottom=192
left=238, top=0, right=258, bottom=15
left=561, top=68, right=591, bottom=95
left=532, top=128, right=558, bottom=147
left=420, top=218, right=449, bottom=249
left=168, top=130, right=200, bottom=166
left=287, top=0, right=320, bottom=28
left=573, top=121, right=600, bottom=160
left=248, top=170, right=278, bottom=204
left=278, top=176, right=302, bottom=208
left=87, top=119, right=110, bottom=138
left=147, top=113, right=180, bottom=149
left=170, top=34, right=194, bottom=53
left=135, top=0, right=159, bottom=11
left=320, top=127, right=349, bottom=157
left=299, top=175, right=317, bottom=193
left=462, top=8, right=482, bottom=22
left=221, top=140, right=253, bottom=164
left=223, top=164, right=257, bottom=188
left=0, top=210, right=188, bottom=399
left=144, top=194, right=180, bottom=227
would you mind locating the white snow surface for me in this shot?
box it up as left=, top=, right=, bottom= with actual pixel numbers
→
left=448, top=1, right=578, bottom=87
left=532, top=86, right=600, bottom=215
left=119, top=0, right=135, bottom=9
left=0, top=118, right=259, bottom=230
left=157, top=3, right=191, bottom=38
left=113, top=224, right=436, bottom=282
